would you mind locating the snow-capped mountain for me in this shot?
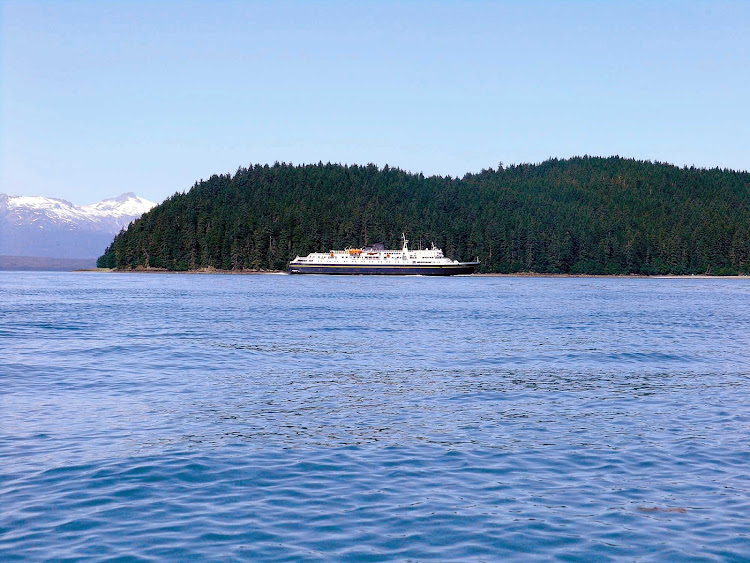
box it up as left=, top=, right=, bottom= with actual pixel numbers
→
left=80, top=192, right=158, bottom=223
left=0, top=192, right=157, bottom=259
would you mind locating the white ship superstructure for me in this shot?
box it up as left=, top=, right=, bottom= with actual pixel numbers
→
left=289, top=234, right=479, bottom=275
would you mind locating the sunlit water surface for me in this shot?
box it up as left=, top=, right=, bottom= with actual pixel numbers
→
left=1, top=272, right=749, bottom=560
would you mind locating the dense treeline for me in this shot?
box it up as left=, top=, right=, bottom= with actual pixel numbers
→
left=98, top=157, right=750, bottom=275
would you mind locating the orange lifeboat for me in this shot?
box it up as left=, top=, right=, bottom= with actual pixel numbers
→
left=348, top=248, right=363, bottom=256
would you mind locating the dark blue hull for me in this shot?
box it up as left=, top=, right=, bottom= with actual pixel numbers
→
left=288, top=263, right=478, bottom=276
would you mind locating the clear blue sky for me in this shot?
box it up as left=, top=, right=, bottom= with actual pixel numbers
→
left=1, top=1, right=748, bottom=204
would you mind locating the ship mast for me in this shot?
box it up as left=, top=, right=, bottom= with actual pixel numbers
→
left=401, top=233, right=409, bottom=252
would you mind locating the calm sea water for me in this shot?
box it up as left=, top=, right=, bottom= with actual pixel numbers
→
left=1, top=272, right=749, bottom=560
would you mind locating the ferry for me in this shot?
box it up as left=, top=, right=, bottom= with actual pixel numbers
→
left=288, top=234, right=479, bottom=275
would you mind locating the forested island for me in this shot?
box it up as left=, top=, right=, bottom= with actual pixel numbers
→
left=98, top=157, right=750, bottom=275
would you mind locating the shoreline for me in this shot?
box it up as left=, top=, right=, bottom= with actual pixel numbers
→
left=475, top=273, right=750, bottom=279
left=75, top=267, right=283, bottom=275
left=73, top=268, right=750, bottom=279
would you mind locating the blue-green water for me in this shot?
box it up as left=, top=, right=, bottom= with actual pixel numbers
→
left=1, top=272, right=749, bottom=560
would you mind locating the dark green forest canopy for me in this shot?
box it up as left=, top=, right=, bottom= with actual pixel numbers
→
left=98, top=156, right=750, bottom=275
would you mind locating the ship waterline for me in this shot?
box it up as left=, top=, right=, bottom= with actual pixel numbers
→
left=288, top=235, right=479, bottom=275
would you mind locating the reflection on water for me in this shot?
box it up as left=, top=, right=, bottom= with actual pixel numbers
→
left=1, top=272, right=749, bottom=559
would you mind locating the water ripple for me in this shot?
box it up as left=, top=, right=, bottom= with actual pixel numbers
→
left=1, top=273, right=749, bottom=559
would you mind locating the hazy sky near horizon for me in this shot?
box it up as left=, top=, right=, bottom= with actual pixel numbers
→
left=1, top=1, right=749, bottom=204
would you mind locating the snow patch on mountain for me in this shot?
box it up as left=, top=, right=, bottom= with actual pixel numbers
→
left=0, top=192, right=158, bottom=259
left=82, top=192, right=157, bottom=220
left=3, top=192, right=156, bottom=231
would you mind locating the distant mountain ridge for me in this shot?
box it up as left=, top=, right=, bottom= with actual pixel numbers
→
left=0, top=192, right=156, bottom=260
left=0, top=255, right=98, bottom=271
